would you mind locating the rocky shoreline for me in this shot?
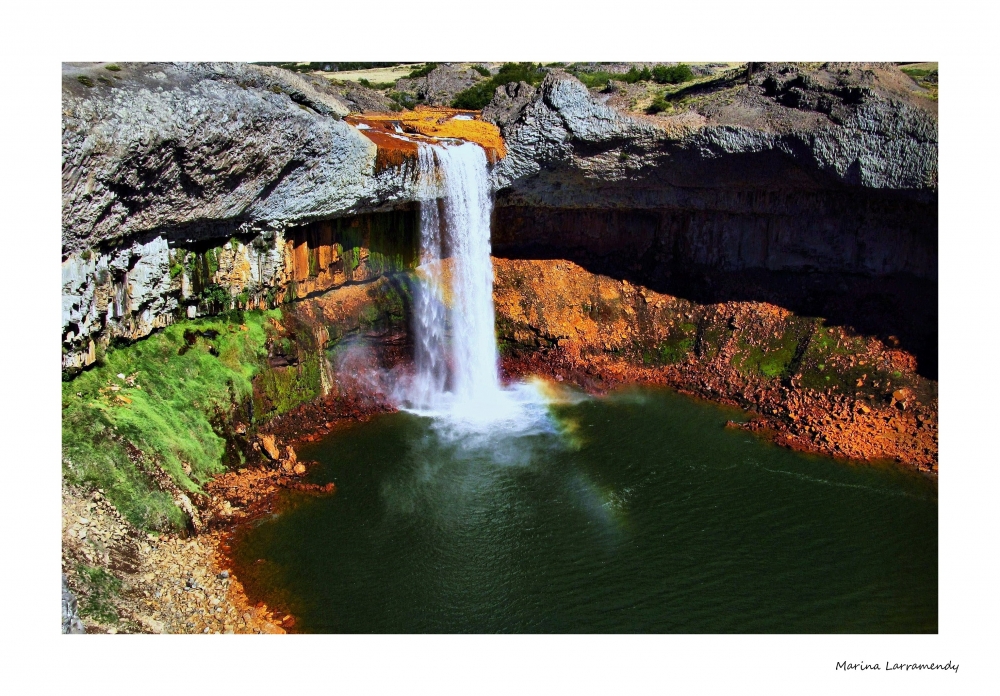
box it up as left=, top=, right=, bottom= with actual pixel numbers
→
left=500, top=350, right=937, bottom=475
left=62, top=484, right=287, bottom=634
left=61, top=369, right=401, bottom=635
left=493, top=257, right=937, bottom=474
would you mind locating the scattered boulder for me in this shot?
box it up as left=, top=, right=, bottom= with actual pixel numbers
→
left=259, top=434, right=281, bottom=461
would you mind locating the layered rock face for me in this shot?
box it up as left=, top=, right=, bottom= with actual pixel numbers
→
left=62, top=62, right=424, bottom=371
left=485, top=67, right=937, bottom=374
left=488, top=65, right=937, bottom=199
left=61, top=209, right=419, bottom=370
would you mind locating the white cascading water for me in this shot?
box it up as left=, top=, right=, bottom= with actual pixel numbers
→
left=397, top=140, right=551, bottom=436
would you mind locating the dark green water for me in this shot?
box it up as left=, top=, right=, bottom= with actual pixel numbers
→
left=233, top=386, right=937, bottom=633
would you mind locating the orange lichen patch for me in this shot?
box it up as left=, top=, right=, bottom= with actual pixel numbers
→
left=346, top=106, right=506, bottom=165
left=356, top=127, right=420, bottom=172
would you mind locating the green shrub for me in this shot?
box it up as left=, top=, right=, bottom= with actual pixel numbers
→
left=407, top=62, right=438, bottom=79
left=472, top=64, right=491, bottom=77
left=563, top=68, right=607, bottom=89
left=389, top=90, right=419, bottom=110
left=568, top=66, right=653, bottom=89
left=358, top=78, right=395, bottom=90
left=256, top=62, right=406, bottom=74
left=622, top=66, right=652, bottom=84
left=646, top=95, right=670, bottom=114
left=652, top=64, right=694, bottom=84
left=76, top=75, right=95, bottom=88
left=200, top=284, right=232, bottom=311
left=104, top=64, right=122, bottom=72
left=452, top=62, right=547, bottom=110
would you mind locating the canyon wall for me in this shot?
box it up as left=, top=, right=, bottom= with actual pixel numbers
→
left=62, top=62, right=423, bottom=371
left=63, top=62, right=937, bottom=375
left=485, top=68, right=937, bottom=374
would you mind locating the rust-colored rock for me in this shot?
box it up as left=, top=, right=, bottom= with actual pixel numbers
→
left=259, top=434, right=280, bottom=461
left=492, top=257, right=938, bottom=473
left=346, top=106, right=506, bottom=168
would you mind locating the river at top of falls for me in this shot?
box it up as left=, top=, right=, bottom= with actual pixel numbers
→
left=393, top=140, right=556, bottom=439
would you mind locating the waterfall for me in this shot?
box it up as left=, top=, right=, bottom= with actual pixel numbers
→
left=397, top=140, right=550, bottom=435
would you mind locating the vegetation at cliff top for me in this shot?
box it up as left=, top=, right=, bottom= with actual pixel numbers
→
left=62, top=311, right=277, bottom=531
left=256, top=62, right=409, bottom=74
left=358, top=78, right=396, bottom=91
left=452, top=62, right=547, bottom=110
left=569, top=64, right=695, bottom=90
left=652, top=64, right=694, bottom=85
left=406, top=62, right=438, bottom=79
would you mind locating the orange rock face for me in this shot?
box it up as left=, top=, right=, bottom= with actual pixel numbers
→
left=346, top=106, right=506, bottom=168
left=492, top=257, right=939, bottom=473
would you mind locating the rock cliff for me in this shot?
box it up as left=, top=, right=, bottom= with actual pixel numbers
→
left=62, top=61, right=417, bottom=255
left=62, top=62, right=424, bottom=370
left=485, top=66, right=938, bottom=375
left=62, top=61, right=937, bottom=376
left=488, top=65, right=937, bottom=199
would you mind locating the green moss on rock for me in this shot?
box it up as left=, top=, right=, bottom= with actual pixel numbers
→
left=63, top=311, right=276, bottom=531
left=730, top=320, right=812, bottom=380
left=655, top=322, right=697, bottom=365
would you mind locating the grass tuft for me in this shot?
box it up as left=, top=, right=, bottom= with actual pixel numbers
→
left=76, top=565, right=122, bottom=624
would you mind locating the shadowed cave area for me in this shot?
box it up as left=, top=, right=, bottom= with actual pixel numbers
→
left=491, top=193, right=937, bottom=379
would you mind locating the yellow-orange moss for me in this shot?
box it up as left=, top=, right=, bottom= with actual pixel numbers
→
left=346, top=106, right=506, bottom=165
